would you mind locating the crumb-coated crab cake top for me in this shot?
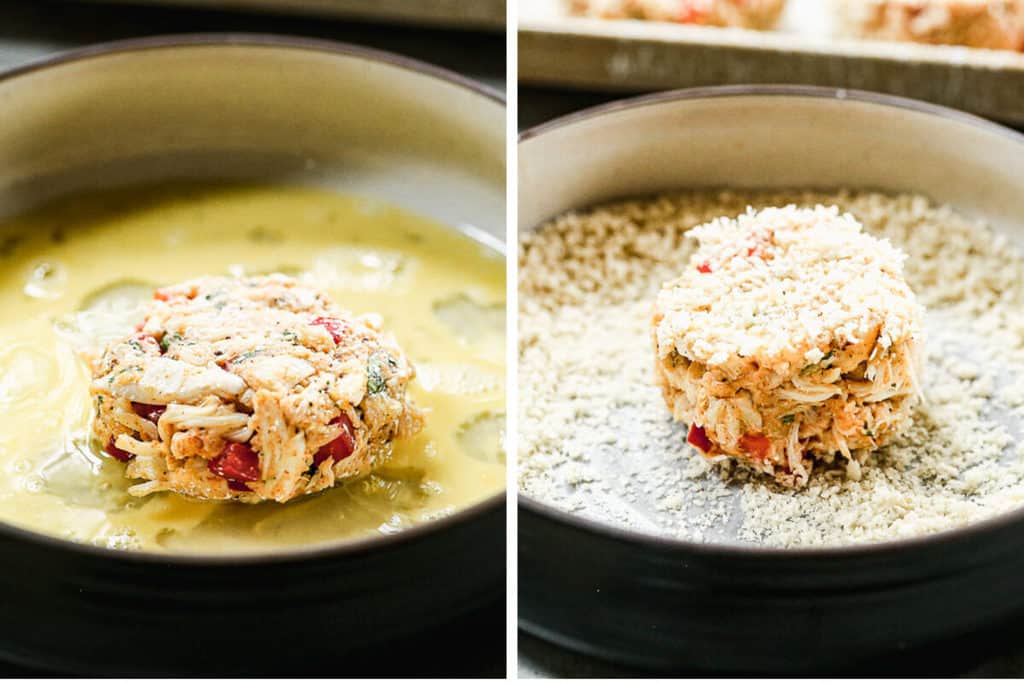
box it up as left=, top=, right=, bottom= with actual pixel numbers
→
left=89, top=274, right=423, bottom=503
left=654, top=205, right=923, bottom=375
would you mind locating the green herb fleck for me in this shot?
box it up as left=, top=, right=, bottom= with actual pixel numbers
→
left=802, top=350, right=836, bottom=375
left=160, top=333, right=182, bottom=352
left=367, top=354, right=386, bottom=394
left=863, top=421, right=874, bottom=437
left=231, top=349, right=263, bottom=364
left=781, top=414, right=795, bottom=424
left=282, top=330, right=298, bottom=343
left=107, top=364, right=142, bottom=386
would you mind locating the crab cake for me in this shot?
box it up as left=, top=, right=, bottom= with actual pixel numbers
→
left=569, top=0, right=787, bottom=29
left=89, top=274, right=423, bottom=503
left=652, top=205, right=924, bottom=488
left=839, top=0, right=1024, bottom=51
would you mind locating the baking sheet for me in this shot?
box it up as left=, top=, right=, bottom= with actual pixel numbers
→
left=519, top=0, right=1024, bottom=125
left=74, top=0, right=506, bottom=30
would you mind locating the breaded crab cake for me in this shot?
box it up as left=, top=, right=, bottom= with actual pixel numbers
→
left=568, top=0, right=787, bottom=29
left=89, top=274, right=423, bottom=503
left=651, top=205, right=925, bottom=488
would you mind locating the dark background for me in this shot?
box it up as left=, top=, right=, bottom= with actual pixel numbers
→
left=0, top=0, right=505, bottom=677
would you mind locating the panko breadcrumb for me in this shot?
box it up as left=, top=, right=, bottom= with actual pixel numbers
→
left=89, top=274, right=423, bottom=503
left=568, top=0, right=787, bottom=29
left=519, top=190, right=1024, bottom=548
left=652, top=206, right=924, bottom=487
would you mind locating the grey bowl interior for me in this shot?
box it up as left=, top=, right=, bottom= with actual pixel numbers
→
left=0, top=35, right=505, bottom=237
left=520, top=86, right=1024, bottom=239
left=518, top=85, right=1024, bottom=551
left=0, top=35, right=506, bottom=560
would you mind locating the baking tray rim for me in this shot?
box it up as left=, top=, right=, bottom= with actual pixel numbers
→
left=518, top=82, right=1024, bottom=561
left=518, top=15, right=1024, bottom=72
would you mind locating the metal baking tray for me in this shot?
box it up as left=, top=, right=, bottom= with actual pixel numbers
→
left=519, top=0, right=1024, bottom=125
left=74, top=0, right=506, bottom=30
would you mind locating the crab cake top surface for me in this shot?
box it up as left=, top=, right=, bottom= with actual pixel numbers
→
left=96, top=274, right=388, bottom=413
left=653, top=205, right=923, bottom=369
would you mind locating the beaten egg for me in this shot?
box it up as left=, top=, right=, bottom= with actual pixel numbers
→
left=0, top=184, right=506, bottom=554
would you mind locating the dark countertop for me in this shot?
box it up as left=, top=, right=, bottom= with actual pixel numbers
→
left=518, top=621, right=1024, bottom=678
left=0, top=1, right=505, bottom=677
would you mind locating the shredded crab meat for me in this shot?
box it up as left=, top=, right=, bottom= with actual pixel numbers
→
left=88, top=274, right=423, bottom=503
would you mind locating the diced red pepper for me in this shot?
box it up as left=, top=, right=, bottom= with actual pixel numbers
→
left=132, top=402, right=166, bottom=424
left=314, top=414, right=356, bottom=467
left=311, top=316, right=348, bottom=344
left=697, top=261, right=712, bottom=274
left=739, top=433, right=773, bottom=462
left=687, top=424, right=713, bottom=453
left=209, top=443, right=261, bottom=483
left=746, top=246, right=757, bottom=257
left=104, top=436, right=134, bottom=462
left=677, top=1, right=709, bottom=23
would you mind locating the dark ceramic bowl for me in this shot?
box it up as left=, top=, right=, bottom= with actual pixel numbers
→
left=0, top=35, right=505, bottom=676
left=517, top=85, right=1024, bottom=674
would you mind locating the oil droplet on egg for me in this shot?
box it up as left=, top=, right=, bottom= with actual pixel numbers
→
left=24, top=475, right=45, bottom=493
left=24, top=261, right=67, bottom=299
left=415, top=363, right=501, bottom=395
left=0, top=347, right=56, bottom=404
left=457, top=412, right=506, bottom=465
left=304, top=247, right=410, bottom=292
left=377, top=513, right=406, bottom=535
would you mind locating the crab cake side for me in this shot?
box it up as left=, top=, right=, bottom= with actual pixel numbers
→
left=652, top=205, right=925, bottom=487
left=89, top=274, right=423, bottom=503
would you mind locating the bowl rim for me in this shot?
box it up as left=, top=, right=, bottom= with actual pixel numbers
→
left=0, top=33, right=506, bottom=566
left=517, top=83, right=1024, bottom=561
left=0, top=32, right=505, bottom=105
